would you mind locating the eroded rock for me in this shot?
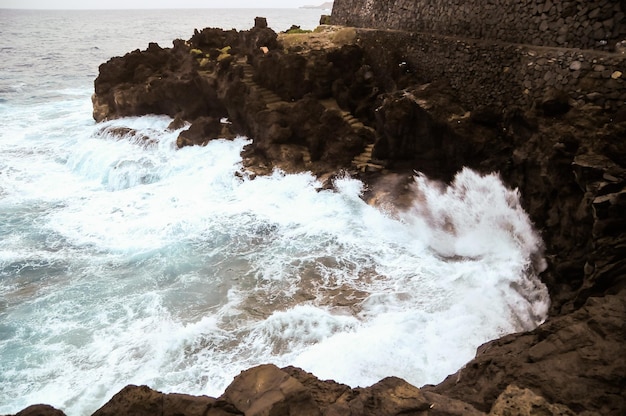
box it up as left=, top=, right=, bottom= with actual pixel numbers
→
left=176, top=116, right=235, bottom=147
left=221, top=364, right=320, bottom=416
left=12, top=405, right=67, bottom=416
left=489, top=385, right=576, bottom=416
left=430, top=290, right=626, bottom=414
left=90, top=385, right=223, bottom=416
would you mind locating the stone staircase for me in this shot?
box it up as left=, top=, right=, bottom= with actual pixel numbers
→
left=240, top=62, right=285, bottom=109
left=302, top=149, right=312, bottom=166
left=204, top=59, right=380, bottom=173
left=320, top=98, right=366, bottom=130
left=239, top=61, right=312, bottom=168
left=319, top=98, right=383, bottom=172
left=351, top=143, right=385, bottom=172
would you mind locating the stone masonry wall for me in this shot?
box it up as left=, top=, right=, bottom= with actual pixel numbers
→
left=332, top=0, right=626, bottom=51
left=355, top=29, right=626, bottom=111
left=330, top=0, right=626, bottom=111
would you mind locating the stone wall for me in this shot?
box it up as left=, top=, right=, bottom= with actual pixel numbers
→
left=355, top=29, right=626, bottom=111
left=332, top=0, right=626, bottom=51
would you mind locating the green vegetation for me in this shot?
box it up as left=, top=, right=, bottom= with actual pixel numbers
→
left=217, top=46, right=232, bottom=62
left=332, top=28, right=357, bottom=46
left=284, top=25, right=312, bottom=35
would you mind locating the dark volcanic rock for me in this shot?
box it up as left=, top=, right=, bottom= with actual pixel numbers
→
left=92, top=25, right=382, bottom=177
left=373, top=91, right=469, bottom=181
left=85, top=366, right=488, bottom=416
left=488, top=385, right=577, bottom=416
left=429, top=290, right=626, bottom=414
left=221, top=364, right=321, bottom=416
left=91, top=385, right=220, bottom=416
left=92, top=40, right=219, bottom=122
left=189, top=27, right=240, bottom=51
left=176, top=116, right=235, bottom=148
left=11, top=405, right=66, bottom=416
left=541, top=88, right=572, bottom=117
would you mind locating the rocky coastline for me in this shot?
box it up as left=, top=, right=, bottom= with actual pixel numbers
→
left=9, top=18, right=625, bottom=416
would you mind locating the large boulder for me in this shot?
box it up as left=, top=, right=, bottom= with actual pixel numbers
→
left=91, top=385, right=221, bottom=416
left=11, top=405, right=66, bottom=416
left=221, top=364, right=320, bottom=416
left=176, top=116, right=235, bottom=148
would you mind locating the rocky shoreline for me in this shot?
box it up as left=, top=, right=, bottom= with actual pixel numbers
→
left=9, top=19, right=625, bottom=416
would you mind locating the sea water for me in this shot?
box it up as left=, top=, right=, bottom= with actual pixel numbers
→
left=0, top=8, right=549, bottom=415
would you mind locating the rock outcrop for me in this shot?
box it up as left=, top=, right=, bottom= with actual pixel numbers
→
left=92, top=41, right=220, bottom=123
left=92, top=23, right=376, bottom=178
left=10, top=19, right=625, bottom=416
left=20, top=364, right=608, bottom=415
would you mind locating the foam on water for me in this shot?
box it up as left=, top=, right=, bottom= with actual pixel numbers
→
left=0, top=9, right=549, bottom=415
left=0, top=110, right=551, bottom=415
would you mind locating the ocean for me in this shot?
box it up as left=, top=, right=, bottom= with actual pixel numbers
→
left=0, top=8, right=550, bottom=415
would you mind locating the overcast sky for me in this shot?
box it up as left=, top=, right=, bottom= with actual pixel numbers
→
left=0, top=0, right=312, bottom=9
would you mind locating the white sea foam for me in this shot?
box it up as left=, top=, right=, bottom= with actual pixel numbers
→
left=0, top=112, right=550, bottom=414
left=1, top=9, right=549, bottom=415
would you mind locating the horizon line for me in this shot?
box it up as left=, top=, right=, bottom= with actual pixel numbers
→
left=0, top=6, right=328, bottom=10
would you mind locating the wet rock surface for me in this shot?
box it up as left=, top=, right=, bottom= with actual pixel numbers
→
left=12, top=20, right=625, bottom=416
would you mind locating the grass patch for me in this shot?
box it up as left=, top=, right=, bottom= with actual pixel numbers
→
left=284, top=25, right=312, bottom=34
left=332, top=28, right=357, bottom=46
